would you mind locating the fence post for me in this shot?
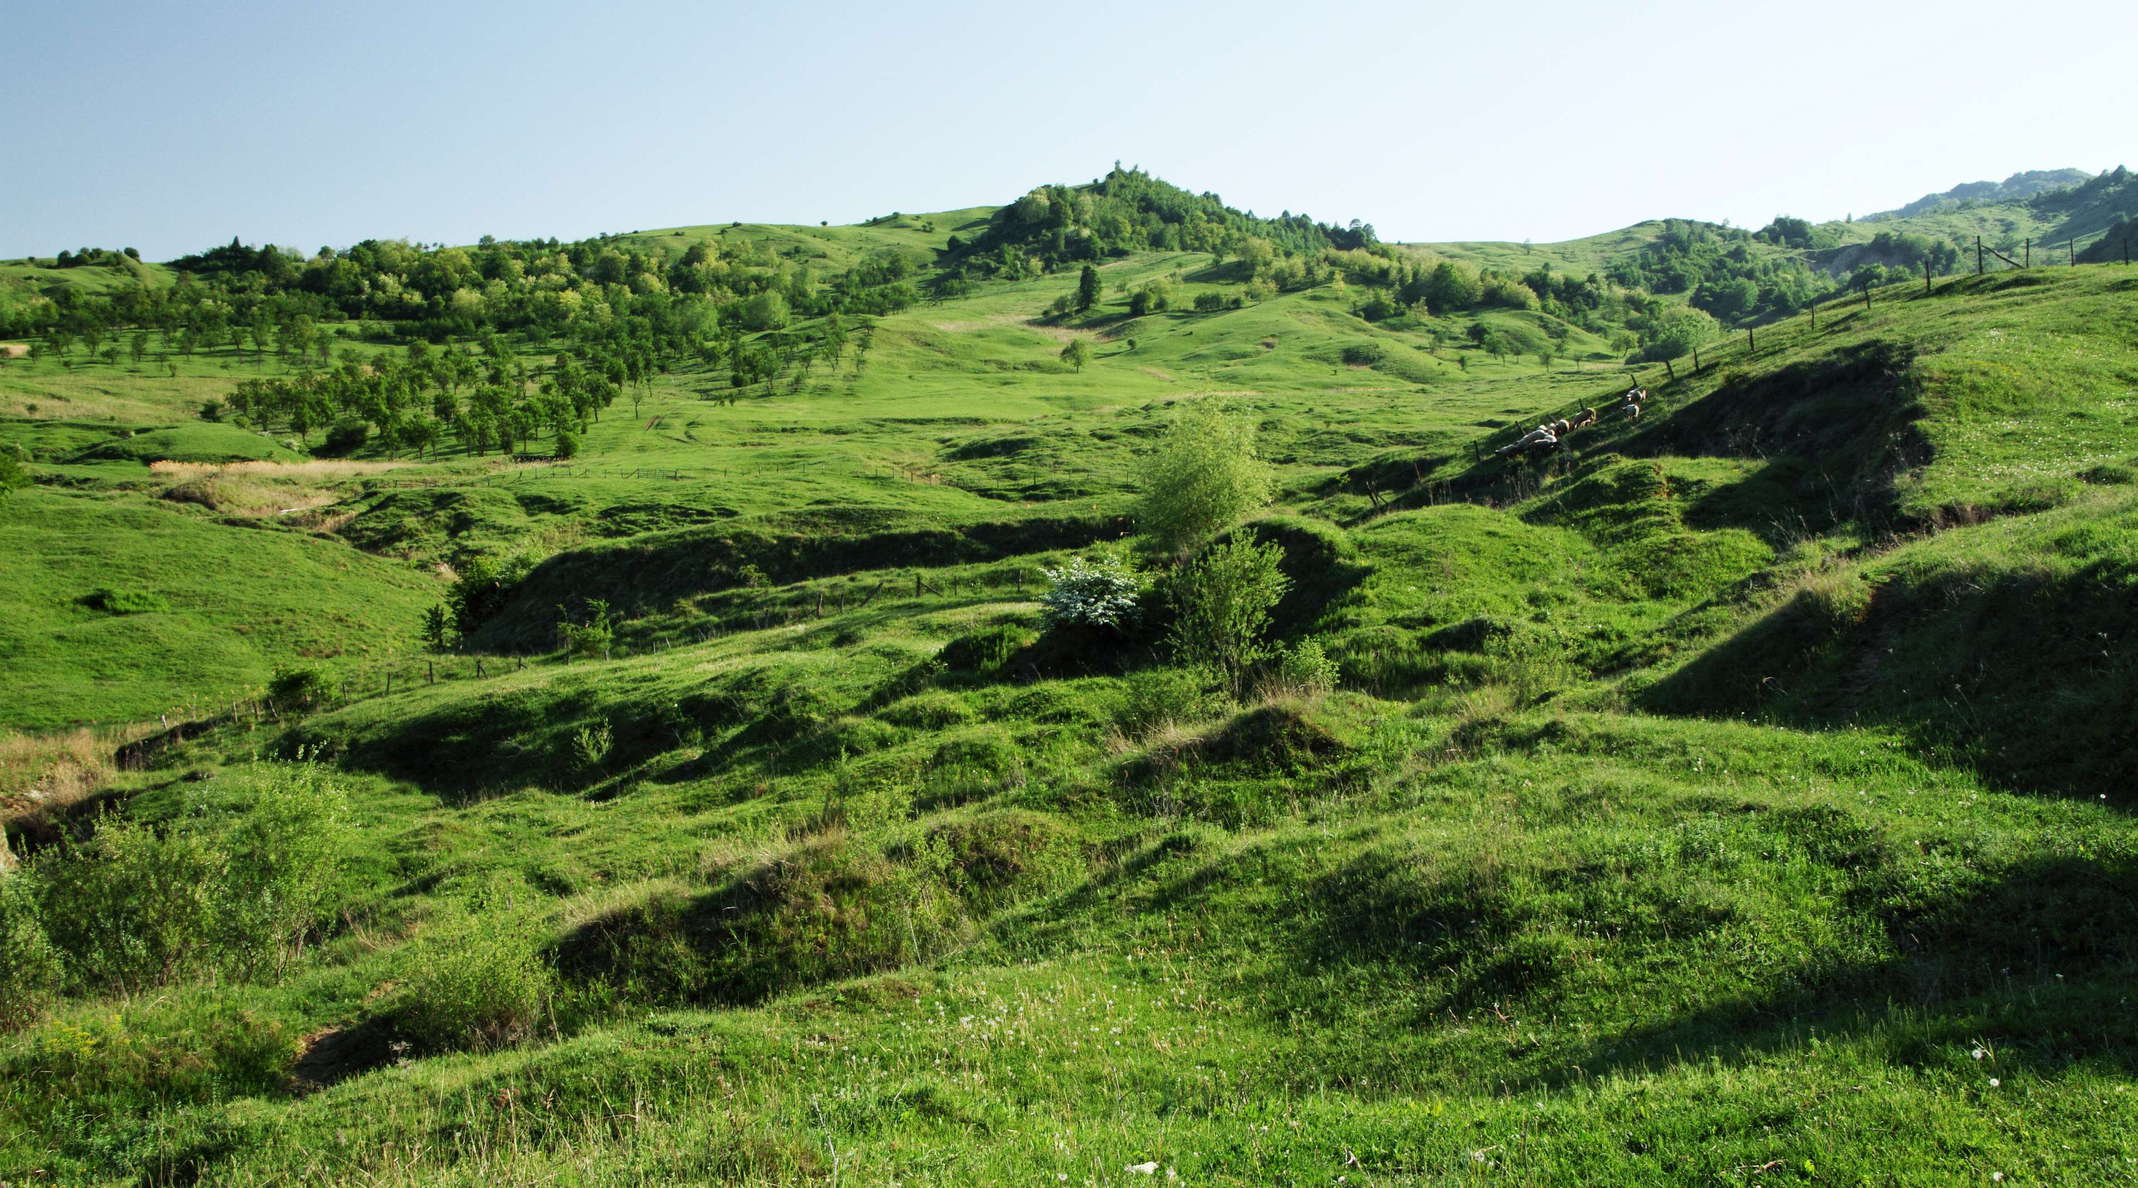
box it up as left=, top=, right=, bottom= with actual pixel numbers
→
left=1692, top=344, right=1701, bottom=372
left=1664, top=358, right=1676, bottom=382
left=1808, top=298, right=1816, bottom=329
left=1924, top=259, right=1932, bottom=295
left=2025, top=238, right=2031, bottom=268
left=2070, top=239, right=2077, bottom=267
left=1747, top=327, right=1755, bottom=352
left=1977, top=237, right=1984, bottom=275
left=1861, top=282, right=1871, bottom=311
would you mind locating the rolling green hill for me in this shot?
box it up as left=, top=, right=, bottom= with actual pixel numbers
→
left=4, top=175, right=2138, bottom=1185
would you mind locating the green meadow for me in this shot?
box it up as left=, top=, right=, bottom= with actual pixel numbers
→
left=3, top=186, right=2137, bottom=1185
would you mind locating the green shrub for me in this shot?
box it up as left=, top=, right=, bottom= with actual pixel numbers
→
left=1164, top=536, right=1290, bottom=694
left=1134, top=401, right=1272, bottom=559
left=33, top=819, right=226, bottom=994
left=206, top=764, right=353, bottom=977
left=570, top=718, right=614, bottom=771
left=78, top=587, right=170, bottom=615
left=1119, top=666, right=1231, bottom=735
left=0, top=875, right=62, bottom=1029
left=267, top=666, right=338, bottom=715
left=25, top=763, right=352, bottom=995
left=553, top=429, right=580, bottom=459
left=1273, top=638, right=1341, bottom=696
left=1039, top=555, right=1141, bottom=630
left=391, top=908, right=555, bottom=1053
left=1340, top=342, right=1386, bottom=366
left=317, top=419, right=369, bottom=457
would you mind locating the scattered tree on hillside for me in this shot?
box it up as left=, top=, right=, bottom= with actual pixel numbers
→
left=1075, top=265, right=1101, bottom=312
left=1134, top=401, right=1271, bottom=561
left=1060, top=339, right=1090, bottom=371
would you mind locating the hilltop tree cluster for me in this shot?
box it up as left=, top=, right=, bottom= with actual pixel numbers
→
left=948, top=166, right=1376, bottom=282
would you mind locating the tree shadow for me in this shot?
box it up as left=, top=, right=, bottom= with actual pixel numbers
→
left=1531, top=851, right=2138, bottom=1088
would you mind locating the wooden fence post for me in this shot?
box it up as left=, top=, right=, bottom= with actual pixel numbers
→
left=1692, top=345, right=1701, bottom=372
left=1808, top=298, right=1816, bottom=329
left=1924, top=259, right=1932, bottom=295
left=2070, top=239, right=2077, bottom=266
left=1747, top=327, right=1755, bottom=352
left=2024, top=238, right=2031, bottom=268
left=1664, top=358, right=1676, bottom=382
left=1861, top=282, right=1871, bottom=311
left=1977, top=237, right=1984, bottom=275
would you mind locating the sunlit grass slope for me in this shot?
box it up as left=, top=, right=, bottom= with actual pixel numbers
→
left=4, top=234, right=2138, bottom=1186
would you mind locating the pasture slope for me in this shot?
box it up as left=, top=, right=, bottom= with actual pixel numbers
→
left=2, top=213, right=2137, bottom=1186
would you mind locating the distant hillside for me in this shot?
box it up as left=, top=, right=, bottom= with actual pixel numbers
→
left=1865, top=167, right=2092, bottom=220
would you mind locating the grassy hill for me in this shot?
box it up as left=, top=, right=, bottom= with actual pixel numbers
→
left=3, top=187, right=2138, bottom=1185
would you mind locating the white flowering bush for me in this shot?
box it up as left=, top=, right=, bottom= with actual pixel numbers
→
left=1039, top=555, right=1141, bottom=630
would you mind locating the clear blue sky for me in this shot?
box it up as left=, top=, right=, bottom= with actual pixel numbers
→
left=12, top=0, right=2132, bottom=260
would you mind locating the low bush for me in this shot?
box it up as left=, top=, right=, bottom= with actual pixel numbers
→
left=1039, top=555, right=1140, bottom=630
left=267, top=666, right=338, bottom=715
left=0, top=875, right=62, bottom=1029
left=78, top=587, right=170, bottom=615
left=316, top=420, right=369, bottom=458
left=23, top=764, right=352, bottom=996
left=389, top=909, right=555, bottom=1053
left=1119, top=666, right=1231, bottom=736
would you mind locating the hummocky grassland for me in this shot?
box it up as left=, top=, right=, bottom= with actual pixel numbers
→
left=2, top=187, right=2137, bottom=1186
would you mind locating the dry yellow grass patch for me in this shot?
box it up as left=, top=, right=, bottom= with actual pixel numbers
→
left=147, top=459, right=412, bottom=481
left=0, top=726, right=146, bottom=829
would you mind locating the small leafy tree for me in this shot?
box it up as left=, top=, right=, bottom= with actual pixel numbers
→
left=1039, top=555, right=1140, bottom=630
left=1134, top=401, right=1272, bottom=560
left=1060, top=339, right=1091, bottom=372
left=557, top=598, right=615, bottom=660
left=1075, top=265, right=1101, bottom=312
left=422, top=604, right=454, bottom=652
left=1165, top=536, right=1289, bottom=695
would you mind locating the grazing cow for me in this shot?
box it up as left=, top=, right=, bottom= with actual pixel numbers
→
left=1496, top=424, right=1559, bottom=457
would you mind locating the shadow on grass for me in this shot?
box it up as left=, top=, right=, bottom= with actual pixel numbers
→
left=1537, top=851, right=2138, bottom=1087
left=1641, top=558, right=2138, bottom=803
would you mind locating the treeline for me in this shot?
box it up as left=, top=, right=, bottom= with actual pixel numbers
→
left=0, top=231, right=923, bottom=390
